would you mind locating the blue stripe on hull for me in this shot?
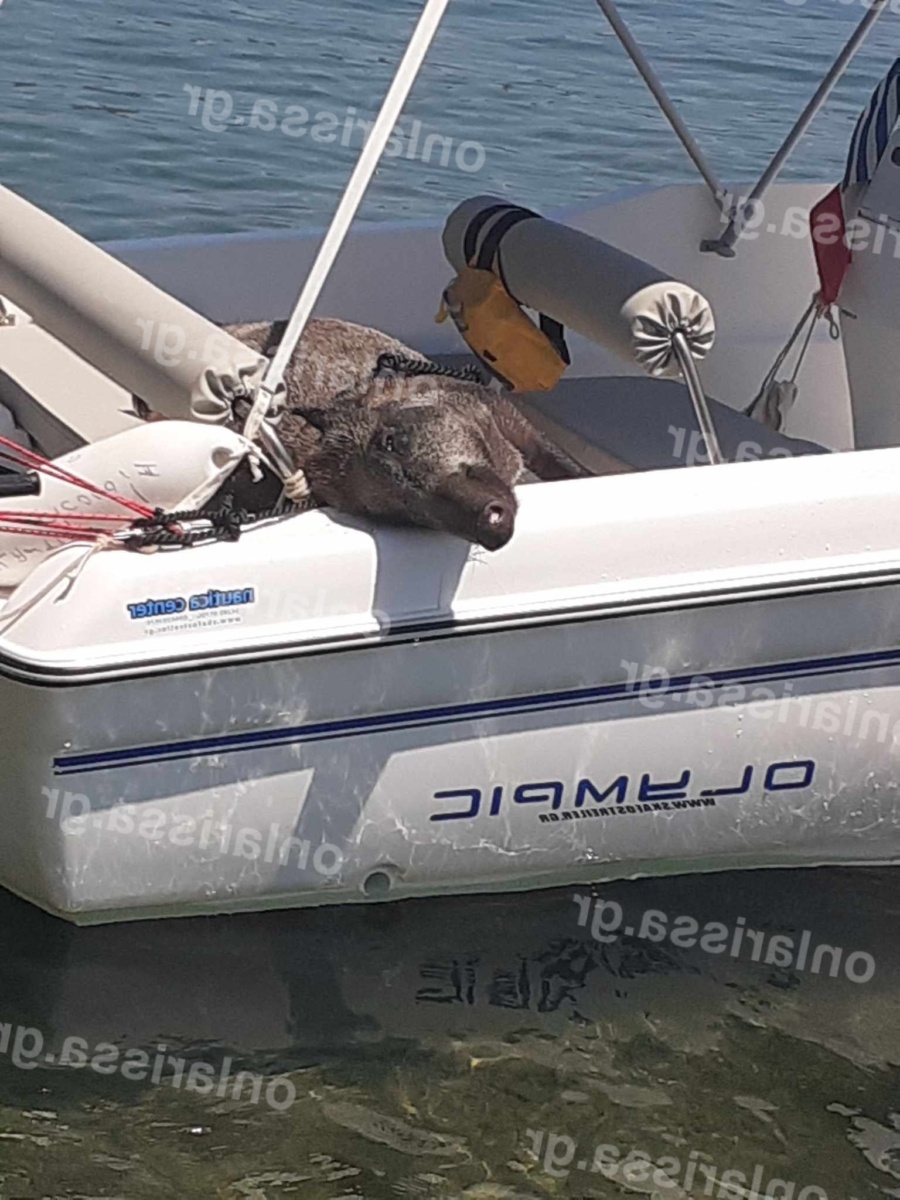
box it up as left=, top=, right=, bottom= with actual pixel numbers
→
left=52, top=646, right=900, bottom=776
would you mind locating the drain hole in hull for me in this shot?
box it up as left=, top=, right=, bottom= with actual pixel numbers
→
left=362, top=870, right=393, bottom=899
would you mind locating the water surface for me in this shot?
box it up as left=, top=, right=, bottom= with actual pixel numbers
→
left=2, top=0, right=900, bottom=240
left=0, top=870, right=898, bottom=1197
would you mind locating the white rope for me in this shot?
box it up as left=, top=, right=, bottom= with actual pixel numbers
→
left=745, top=295, right=818, bottom=430
left=243, top=0, right=452, bottom=445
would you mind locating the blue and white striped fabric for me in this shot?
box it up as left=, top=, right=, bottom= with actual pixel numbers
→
left=843, top=57, right=900, bottom=191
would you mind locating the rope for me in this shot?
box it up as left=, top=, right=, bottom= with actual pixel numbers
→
left=0, top=507, right=134, bottom=539
left=122, top=507, right=242, bottom=550
left=0, top=511, right=130, bottom=522
left=373, top=353, right=485, bottom=384
left=0, top=399, right=291, bottom=559
left=0, top=435, right=287, bottom=552
left=0, top=498, right=291, bottom=582
left=121, top=501, right=292, bottom=552
left=0, top=524, right=108, bottom=541
left=0, top=493, right=294, bottom=636
left=745, top=295, right=818, bottom=417
left=0, top=432, right=154, bottom=518
left=0, top=512, right=128, bottom=541
left=789, top=304, right=818, bottom=386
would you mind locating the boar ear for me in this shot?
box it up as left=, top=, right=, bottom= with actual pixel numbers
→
left=478, top=410, right=526, bottom=483
left=488, top=395, right=592, bottom=480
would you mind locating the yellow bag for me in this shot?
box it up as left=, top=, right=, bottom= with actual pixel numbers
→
left=436, top=205, right=570, bottom=393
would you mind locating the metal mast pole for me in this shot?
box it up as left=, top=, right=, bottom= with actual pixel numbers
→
left=243, top=0, right=453, bottom=445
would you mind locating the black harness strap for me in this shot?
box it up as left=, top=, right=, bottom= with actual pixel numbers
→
left=463, top=202, right=519, bottom=266
left=539, top=315, right=571, bottom=366
left=467, top=205, right=571, bottom=367
left=373, top=353, right=484, bottom=384
left=473, top=206, right=539, bottom=275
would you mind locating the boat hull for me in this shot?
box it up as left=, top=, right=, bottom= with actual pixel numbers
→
left=1, top=182, right=898, bottom=923
left=5, top=577, right=900, bottom=924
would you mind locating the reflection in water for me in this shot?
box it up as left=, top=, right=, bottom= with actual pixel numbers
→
left=0, top=868, right=898, bottom=1197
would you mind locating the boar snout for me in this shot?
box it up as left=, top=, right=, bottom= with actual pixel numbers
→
left=285, top=399, right=523, bottom=550
left=433, top=465, right=518, bottom=552
left=478, top=499, right=516, bottom=551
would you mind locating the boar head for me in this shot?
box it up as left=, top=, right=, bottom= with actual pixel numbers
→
left=287, top=392, right=523, bottom=551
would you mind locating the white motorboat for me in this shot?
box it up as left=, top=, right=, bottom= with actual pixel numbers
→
left=0, top=0, right=899, bottom=925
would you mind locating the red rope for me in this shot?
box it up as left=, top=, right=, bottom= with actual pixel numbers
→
left=0, top=510, right=131, bottom=522
left=0, top=434, right=154, bottom=518
left=0, top=512, right=130, bottom=540
left=0, top=513, right=127, bottom=537
left=0, top=524, right=106, bottom=541
left=0, top=508, right=133, bottom=523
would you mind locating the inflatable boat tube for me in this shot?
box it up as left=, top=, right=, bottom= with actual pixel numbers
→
left=443, top=196, right=715, bottom=379
left=0, top=422, right=252, bottom=587
left=0, top=185, right=270, bottom=423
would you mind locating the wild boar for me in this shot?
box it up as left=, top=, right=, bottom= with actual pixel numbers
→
left=136, top=318, right=618, bottom=550
left=223, top=318, right=594, bottom=550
